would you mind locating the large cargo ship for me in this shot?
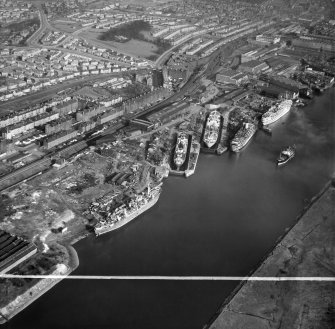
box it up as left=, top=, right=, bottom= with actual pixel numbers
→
left=174, top=132, right=188, bottom=169
left=203, top=110, right=221, bottom=148
left=94, top=184, right=162, bottom=236
left=231, top=122, right=257, bottom=152
left=261, top=99, right=293, bottom=126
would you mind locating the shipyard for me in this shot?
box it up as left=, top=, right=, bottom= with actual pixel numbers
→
left=0, top=0, right=334, bottom=328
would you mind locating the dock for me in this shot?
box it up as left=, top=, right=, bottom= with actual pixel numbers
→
left=200, top=112, right=224, bottom=154
left=185, top=139, right=200, bottom=177
left=169, top=133, right=200, bottom=178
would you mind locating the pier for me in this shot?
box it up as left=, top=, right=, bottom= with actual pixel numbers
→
left=185, top=139, right=200, bottom=177
left=217, top=107, right=234, bottom=154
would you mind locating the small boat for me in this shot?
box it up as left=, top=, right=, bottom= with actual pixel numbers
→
left=277, top=145, right=295, bottom=166
left=262, top=126, right=272, bottom=135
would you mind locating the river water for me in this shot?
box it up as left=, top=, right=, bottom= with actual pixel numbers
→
left=4, top=89, right=335, bottom=329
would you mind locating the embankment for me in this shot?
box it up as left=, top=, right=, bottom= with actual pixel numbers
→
left=206, top=179, right=335, bottom=329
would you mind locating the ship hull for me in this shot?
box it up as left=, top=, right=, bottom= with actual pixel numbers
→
left=231, top=132, right=255, bottom=152
left=262, top=101, right=292, bottom=126
left=203, top=111, right=221, bottom=148
left=277, top=154, right=294, bottom=166
left=174, top=133, right=188, bottom=168
left=94, top=193, right=160, bottom=236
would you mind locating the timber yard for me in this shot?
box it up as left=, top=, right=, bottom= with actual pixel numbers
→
left=0, top=0, right=335, bottom=328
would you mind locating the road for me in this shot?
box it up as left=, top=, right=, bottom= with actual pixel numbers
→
left=27, top=4, right=53, bottom=47
left=155, top=32, right=213, bottom=68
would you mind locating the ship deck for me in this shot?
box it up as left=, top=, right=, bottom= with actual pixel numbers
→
left=200, top=113, right=224, bottom=154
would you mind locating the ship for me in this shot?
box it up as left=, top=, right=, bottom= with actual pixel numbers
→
left=230, top=122, right=257, bottom=152
left=261, top=99, right=293, bottom=126
left=94, top=184, right=162, bottom=236
left=203, top=110, right=221, bottom=148
left=277, top=145, right=295, bottom=166
left=174, top=132, right=188, bottom=169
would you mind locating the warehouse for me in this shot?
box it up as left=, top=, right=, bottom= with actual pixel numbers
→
left=0, top=230, right=37, bottom=274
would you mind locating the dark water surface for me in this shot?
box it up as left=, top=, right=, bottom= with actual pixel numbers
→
left=5, top=90, right=335, bottom=329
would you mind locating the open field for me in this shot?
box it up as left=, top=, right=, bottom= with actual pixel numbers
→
left=80, top=28, right=169, bottom=59
left=79, top=29, right=159, bottom=58
left=51, top=20, right=82, bottom=33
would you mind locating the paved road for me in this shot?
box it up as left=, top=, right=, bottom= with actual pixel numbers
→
left=27, top=4, right=53, bottom=47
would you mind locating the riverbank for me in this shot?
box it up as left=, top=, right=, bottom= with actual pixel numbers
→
left=206, top=179, right=335, bottom=329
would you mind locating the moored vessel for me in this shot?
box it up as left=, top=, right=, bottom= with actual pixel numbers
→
left=277, top=145, right=295, bottom=166
left=262, top=99, right=293, bottom=126
left=231, top=122, right=257, bottom=152
left=203, top=110, right=221, bottom=148
left=174, top=132, right=188, bottom=169
left=93, top=184, right=162, bottom=236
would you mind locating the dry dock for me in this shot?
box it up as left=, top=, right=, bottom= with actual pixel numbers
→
left=206, top=180, right=335, bottom=329
left=200, top=113, right=223, bottom=154
left=169, top=133, right=193, bottom=176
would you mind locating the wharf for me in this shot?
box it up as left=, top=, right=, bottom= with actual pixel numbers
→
left=217, top=113, right=230, bottom=154
left=185, top=139, right=200, bottom=177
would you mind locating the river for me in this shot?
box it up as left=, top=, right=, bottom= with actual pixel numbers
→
left=4, top=89, right=335, bottom=329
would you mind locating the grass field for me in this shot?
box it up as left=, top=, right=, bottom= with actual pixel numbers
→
left=52, top=20, right=81, bottom=33
left=81, top=25, right=171, bottom=60
left=5, top=17, right=39, bottom=32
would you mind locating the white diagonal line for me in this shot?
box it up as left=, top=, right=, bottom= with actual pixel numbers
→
left=1, top=275, right=335, bottom=281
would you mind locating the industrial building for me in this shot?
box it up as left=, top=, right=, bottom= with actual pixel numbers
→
left=54, top=99, right=79, bottom=116
left=239, top=60, right=270, bottom=74
left=1, top=112, right=60, bottom=140
left=76, top=106, right=106, bottom=122
left=97, top=107, right=123, bottom=125
left=255, top=34, right=280, bottom=45
left=216, top=69, right=247, bottom=85
left=0, top=230, right=37, bottom=274
left=43, top=129, right=77, bottom=149
left=44, top=117, right=74, bottom=135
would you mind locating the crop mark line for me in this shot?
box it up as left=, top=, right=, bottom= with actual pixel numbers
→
left=1, top=275, right=335, bottom=281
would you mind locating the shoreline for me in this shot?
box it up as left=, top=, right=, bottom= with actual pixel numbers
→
left=0, top=243, right=80, bottom=325
left=3, top=178, right=332, bottom=326
left=204, top=177, right=335, bottom=329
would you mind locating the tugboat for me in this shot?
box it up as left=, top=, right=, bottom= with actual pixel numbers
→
left=277, top=145, right=295, bottom=166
